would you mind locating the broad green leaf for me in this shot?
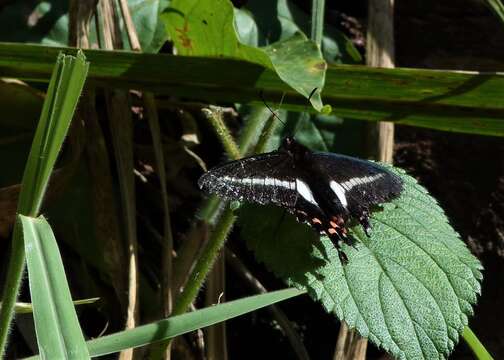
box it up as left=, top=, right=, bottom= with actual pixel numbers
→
left=237, top=0, right=362, bottom=64
left=2, top=43, right=503, bottom=136
left=239, top=167, right=482, bottom=360
left=20, top=215, right=89, bottom=359
left=161, top=0, right=326, bottom=111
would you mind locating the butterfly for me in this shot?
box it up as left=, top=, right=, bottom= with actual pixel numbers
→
left=198, top=136, right=403, bottom=262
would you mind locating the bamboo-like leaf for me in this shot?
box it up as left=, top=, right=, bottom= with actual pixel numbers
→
left=20, top=215, right=89, bottom=359
left=0, top=43, right=503, bottom=136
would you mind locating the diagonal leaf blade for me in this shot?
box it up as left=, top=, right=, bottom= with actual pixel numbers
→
left=239, top=167, right=482, bottom=360
left=20, top=215, right=89, bottom=359
left=87, top=288, right=304, bottom=357
left=25, top=288, right=304, bottom=359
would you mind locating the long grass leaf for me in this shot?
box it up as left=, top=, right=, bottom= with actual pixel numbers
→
left=0, top=50, right=89, bottom=356
left=90, top=288, right=303, bottom=357
left=20, top=215, right=89, bottom=359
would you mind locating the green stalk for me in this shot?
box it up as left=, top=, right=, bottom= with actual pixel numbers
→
left=311, top=0, right=326, bottom=47
left=202, top=106, right=241, bottom=160
left=254, top=114, right=280, bottom=154
left=238, top=106, right=272, bottom=155
left=462, top=326, right=494, bottom=360
left=172, top=208, right=236, bottom=315
left=0, top=223, right=25, bottom=356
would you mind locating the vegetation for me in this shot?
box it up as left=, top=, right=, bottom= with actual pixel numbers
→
left=0, top=0, right=501, bottom=359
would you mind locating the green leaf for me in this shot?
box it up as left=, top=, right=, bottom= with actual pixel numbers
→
left=24, top=288, right=304, bottom=358
left=16, top=49, right=89, bottom=216
left=0, top=50, right=88, bottom=356
left=484, top=0, right=504, bottom=24
left=124, top=0, right=168, bottom=52
left=161, top=0, right=326, bottom=110
left=239, top=167, right=482, bottom=360
left=238, top=0, right=362, bottom=64
left=20, top=215, right=89, bottom=359
left=2, top=43, right=503, bottom=136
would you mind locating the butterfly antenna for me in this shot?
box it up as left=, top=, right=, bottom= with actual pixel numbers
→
left=260, top=91, right=286, bottom=126
left=291, top=87, right=319, bottom=137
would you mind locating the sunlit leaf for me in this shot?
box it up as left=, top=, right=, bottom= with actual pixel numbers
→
left=239, top=167, right=482, bottom=360
left=21, top=215, right=89, bottom=359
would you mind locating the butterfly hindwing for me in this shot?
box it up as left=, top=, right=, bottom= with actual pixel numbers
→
left=198, top=152, right=298, bottom=209
left=309, top=152, right=403, bottom=216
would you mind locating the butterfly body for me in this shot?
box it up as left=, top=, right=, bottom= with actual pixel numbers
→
left=198, top=137, right=403, bottom=260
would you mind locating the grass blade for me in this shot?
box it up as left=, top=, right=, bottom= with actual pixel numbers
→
left=0, top=50, right=89, bottom=356
left=20, top=215, right=89, bottom=359
left=23, top=288, right=303, bottom=359
left=485, top=0, right=504, bottom=24
left=86, top=288, right=304, bottom=357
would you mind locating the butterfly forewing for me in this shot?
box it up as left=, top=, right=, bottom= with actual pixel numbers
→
left=198, top=152, right=299, bottom=208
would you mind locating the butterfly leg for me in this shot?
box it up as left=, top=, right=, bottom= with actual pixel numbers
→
left=357, top=210, right=371, bottom=237
left=325, top=231, right=349, bottom=264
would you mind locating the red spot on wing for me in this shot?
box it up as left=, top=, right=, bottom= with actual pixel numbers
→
left=329, top=220, right=339, bottom=228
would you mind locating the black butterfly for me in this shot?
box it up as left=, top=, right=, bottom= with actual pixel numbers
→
left=198, top=137, right=403, bottom=262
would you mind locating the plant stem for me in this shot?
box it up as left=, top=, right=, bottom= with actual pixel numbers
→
left=462, top=326, right=494, bottom=360
left=311, top=0, right=326, bottom=47
left=202, top=106, right=241, bottom=160
left=172, top=208, right=235, bottom=315
left=238, top=106, right=272, bottom=155
left=0, top=223, right=25, bottom=356
left=254, top=114, right=280, bottom=154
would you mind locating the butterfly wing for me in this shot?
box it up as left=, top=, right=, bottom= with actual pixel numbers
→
left=311, top=152, right=403, bottom=216
left=198, top=151, right=298, bottom=208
